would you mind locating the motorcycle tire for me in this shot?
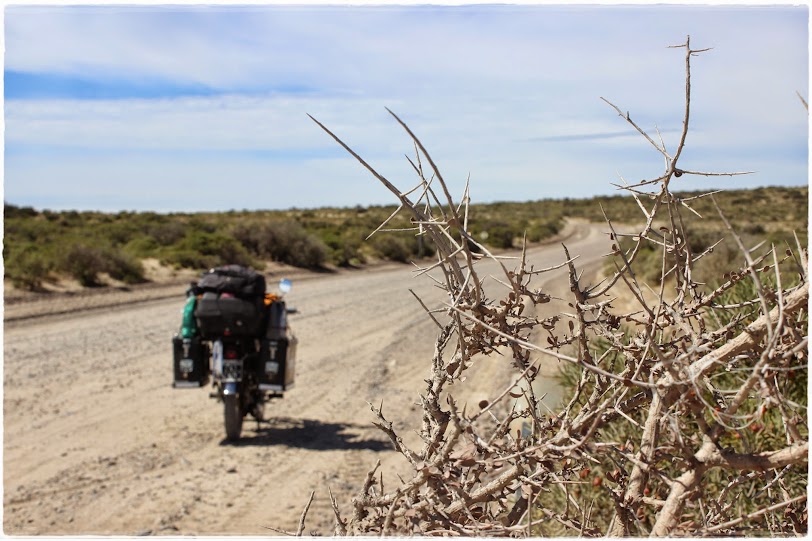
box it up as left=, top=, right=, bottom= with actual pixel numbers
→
left=224, top=394, right=243, bottom=441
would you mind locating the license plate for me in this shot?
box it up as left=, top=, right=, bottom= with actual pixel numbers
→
left=223, top=359, right=242, bottom=381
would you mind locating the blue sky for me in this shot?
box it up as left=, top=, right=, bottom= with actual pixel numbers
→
left=4, top=3, right=809, bottom=212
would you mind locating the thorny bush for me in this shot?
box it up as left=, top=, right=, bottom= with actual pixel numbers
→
left=309, top=37, right=808, bottom=536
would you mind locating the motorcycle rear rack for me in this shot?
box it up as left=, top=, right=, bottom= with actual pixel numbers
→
left=208, top=390, right=284, bottom=400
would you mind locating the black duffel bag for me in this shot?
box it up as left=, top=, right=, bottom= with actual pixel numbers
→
left=197, top=265, right=266, bottom=298
left=195, top=291, right=266, bottom=338
left=194, top=265, right=268, bottom=338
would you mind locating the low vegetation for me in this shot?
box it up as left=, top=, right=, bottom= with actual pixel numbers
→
left=3, top=186, right=806, bottom=291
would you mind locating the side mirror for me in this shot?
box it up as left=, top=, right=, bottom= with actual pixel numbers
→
left=279, top=278, right=292, bottom=295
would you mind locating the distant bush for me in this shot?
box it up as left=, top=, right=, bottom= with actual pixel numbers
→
left=527, top=218, right=562, bottom=243
left=230, top=222, right=265, bottom=256
left=124, top=236, right=160, bottom=258
left=371, top=232, right=436, bottom=263
left=168, top=231, right=255, bottom=269
left=481, top=221, right=519, bottom=249
left=58, top=242, right=146, bottom=286
left=613, top=219, right=808, bottom=290
left=60, top=244, right=108, bottom=287
left=319, top=229, right=364, bottom=267
left=5, top=243, right=52, bottom=290
left=288, top=235, right=329, bottom=268
left=163, top=249, right=217, bottom=270
left=4, top=203, right=37, bottom=219
left=95, top=221, right=140, bottom=246
left=233, top=220, right=328, bottom=269
left=105, top=250, right=147, bottom=284
left=743, top=223, right=766, bottom=235
left=147, top=221, right=186, bottom=245
left=372, top=235, right=412, bottom=263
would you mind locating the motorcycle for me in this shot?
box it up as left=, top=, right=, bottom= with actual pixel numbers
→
left=210, top=279, right=298, bottom=440
left=173, top=271, right=298, bottom=441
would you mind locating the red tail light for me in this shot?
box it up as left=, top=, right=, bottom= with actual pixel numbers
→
left=225, top=348, right=238, bottom=360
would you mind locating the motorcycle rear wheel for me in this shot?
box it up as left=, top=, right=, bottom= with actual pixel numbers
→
left=224, top=394, right=243, bottom=441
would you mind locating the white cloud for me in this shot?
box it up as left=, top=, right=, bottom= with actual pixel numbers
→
left=4, top=4, right=808, bottom=211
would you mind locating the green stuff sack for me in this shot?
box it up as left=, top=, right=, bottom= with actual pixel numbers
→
left=181, top=295, right=198, bottom=338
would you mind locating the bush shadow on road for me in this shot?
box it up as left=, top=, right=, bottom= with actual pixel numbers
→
left=220, top=416, right=392, bottom=451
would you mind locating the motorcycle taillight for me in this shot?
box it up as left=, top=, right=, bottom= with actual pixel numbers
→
left=224, top=348, right=238, bottom=360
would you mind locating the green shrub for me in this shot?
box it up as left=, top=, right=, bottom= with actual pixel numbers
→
left=174, top=231, right=255, bottom=269
left=147, top=221, right=186, bottom=245
left=61, top=243, right=107, bottom=286
left=163, top=249, right=219, bottom=270
left=482, top=221, right=519, bottom=249
left=370, top=232, right=436, bottom=263
left=372, top=235, right=412, bottom=263
left=743, top=223, right=766, bottom=235
left=5, top=243, right=52, bottom=290
left=230, top=222, right=263, bottom=255
left=287, top=235, right=329, bottom=268
left=95, top=221, right=140, bottom=246
left=527, top=218, right=562, bottom=242
left=4, top=203, right=37, bottom=219
left=105, top=250, right=147, bottom=284
left=234, top=220, right=328, bottom=268
left=56, top=242, right=146, bottom=286
left=319, top=229, right=363, bottom=267
left=124, top=236, right=160, bottom=258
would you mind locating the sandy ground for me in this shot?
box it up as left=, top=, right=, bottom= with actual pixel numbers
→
left=3, top=221, right=611, bottom=535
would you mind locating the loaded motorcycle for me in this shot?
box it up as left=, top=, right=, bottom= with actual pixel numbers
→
left=172, top=265, right=297, bottom=441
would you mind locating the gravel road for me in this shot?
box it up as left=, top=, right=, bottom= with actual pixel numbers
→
left=4, top=221, right=610, bottom=535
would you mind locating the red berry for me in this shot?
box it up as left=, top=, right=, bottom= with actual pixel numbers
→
left=592, top=477, right=603, bottom=487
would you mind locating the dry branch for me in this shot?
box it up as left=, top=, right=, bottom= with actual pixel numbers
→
left=309, top=34, right=808, bottom=537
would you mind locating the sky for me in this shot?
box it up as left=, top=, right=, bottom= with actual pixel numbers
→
left=3, top=2, right=809, bottom=212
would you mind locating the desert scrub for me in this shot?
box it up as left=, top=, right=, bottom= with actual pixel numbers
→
left=4, top=185, right=805, bottom=289
left=4, top=242, right=53, bottom=290
left=608, top=219, right=807, bottom=288
left=370, top=232, right=435, bottom=263
left=231, top=220, right=328, bottom=269
left=58, top=242, right=146, bottom=287
left=165, top=230, right=255, bottom=270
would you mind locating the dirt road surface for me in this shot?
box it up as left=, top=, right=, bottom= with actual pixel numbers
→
left=4, top=221, right=611, bottom=535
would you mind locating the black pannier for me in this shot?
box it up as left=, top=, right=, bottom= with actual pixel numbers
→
left=256, top=299, right=296, bottom=391
left=195, top=291, right=266, bottom=338
left=266, top=299, right=288, bottom=340
left=197, top=265, right=266, bottom=298
left=258, top=336, right=297, bottom=391
left=172, top=335, right=210, bottom=387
